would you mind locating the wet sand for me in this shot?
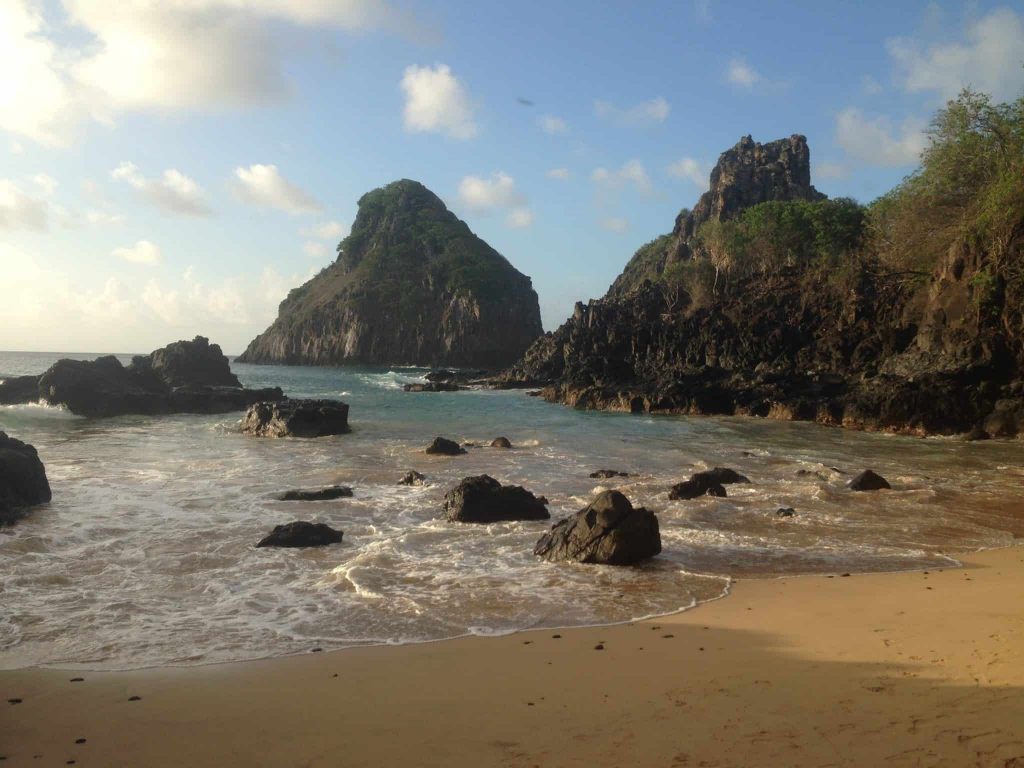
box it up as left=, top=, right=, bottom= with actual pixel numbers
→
left=2, top=546, right=1023, bottom=767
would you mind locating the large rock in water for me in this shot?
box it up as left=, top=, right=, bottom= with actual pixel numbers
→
left=669, top=467, right=749, bottom=500
left=0, top=375, right=42, bottom=404
left=534, top=490, right=661, bottom=566
left=236, top=180, right=544, bottom=369
left=241, top=400, right=350, bottom=438
left=0, top=432, right=52, bottom=525
left=256, top=522, right=344, bottom=548
left=443, top=475, right=549, bottom=523
left=141, top=336, right=240, bottom=388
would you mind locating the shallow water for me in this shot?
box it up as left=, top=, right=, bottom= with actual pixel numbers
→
left=2, top=351, right=1023, bottom=670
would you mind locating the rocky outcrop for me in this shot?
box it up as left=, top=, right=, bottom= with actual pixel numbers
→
left=669, top=467, right=749, bottom=500
left=490, top=437, right=512, bottom=448
left=4, top=337, right=282, bottom=418
left=237, top=180, right=543, bottom=369
left=425, top=437, right=465, bottom=455
left=533, top=490, right=661, bottom=566
left=241, top=400, right=350, bottom=438
left=398, top=470, right=426, bottom=486
left=256, top=522, right=344, bottom=548
left=503, top=133, right=1024, bottom=438
left=589, top=469, right=630, bottom=479
left=278, top=486, right=353, bottom=501
left=442, top=475, right=549, bottom=523
left=0, top=432, right=51, bottom=525
left=849, top=470, right=891, bottom=491
left=403, top=382, right=463, bottom=392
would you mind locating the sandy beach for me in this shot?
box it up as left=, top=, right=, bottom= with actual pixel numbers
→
left=2, top=546, right=1022, bottom=767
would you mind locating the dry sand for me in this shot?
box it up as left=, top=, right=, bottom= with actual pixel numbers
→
left=2, top=546, right=1023, bottom=768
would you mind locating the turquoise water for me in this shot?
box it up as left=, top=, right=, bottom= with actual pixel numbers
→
left=2, top=351, right=1023, bottom=669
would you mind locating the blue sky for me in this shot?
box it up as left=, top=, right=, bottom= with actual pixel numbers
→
left=2, top=0, right=1023, bottom=353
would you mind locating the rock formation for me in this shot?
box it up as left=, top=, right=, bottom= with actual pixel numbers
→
left=0, top=432, right=51, bottom=525
left=238, top=180, right=544, bottom=368
left=278, top=486, right=353, bottom=501
left=2, top=337, right=283, bottom=418
left=669, top=467, right=749, bottom=500
left=442, top=475, right=549, bottom=523
left=425, top=437, right=465, bottom=455
left=256, top=521, right=344, bottom=548
left=534, top=490, right=661, bottom=566
left=241, top=400, right=350, bottom=438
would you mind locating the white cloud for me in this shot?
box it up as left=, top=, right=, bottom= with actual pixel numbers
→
left=546, top=167, right=570, bottom=181
left=111, top=162, right=212, bottom=216
left=233, top=164, right=322, bottom=214
left=85, top=209, right=124, bottom=226
left=726, top=57, right=761, bottom=88
left=537, top=115, right=569, bottom=135
left=600, top=217, right=629, bottom=233
left=0, top=179, right=49, bottom=230
left=887, top=8, right=1024, bottom=102
left=305, top=220, right=347, bottom=240
left=303, top=240, right=329, bottom=259
left=591, top=160, right=652, bottom=195
left=400, top=64, right=478, bottom=140
left=835, top=108, right=927, bottom=167
left=31, top=173, right=58, bottom=196
left=456, top=171, right=533, bottom=229
left=815, top=162, right=849, bottom=180
left=666, top=157, right=708, bottom=189
left=0, top=0, right=432, bottom=147
left=594, top=97, right=670, bottom=124
left=113, top=239, right=162, bottom=265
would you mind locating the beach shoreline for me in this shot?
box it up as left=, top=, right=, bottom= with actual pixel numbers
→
left=3, top=544, right=1022, bottom=767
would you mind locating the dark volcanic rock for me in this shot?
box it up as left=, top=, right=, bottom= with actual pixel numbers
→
left=589, top=469, right=630, bottom=479
left=0, top=432, right=51, bottom=525
left=398, top=470, right=426, bottom=486
left=0, top=375, right=41, bottom=405
left=443, top=475, right=549, bottom=523
left=849, top=470, right=891, bottom=491
left=237, top=180, right=543, bottom=369
left=534, top=490, right=661, bottom=566
left=490, top=436, right=512, bottom=448
left=256, top=521, right=344, bottom=548
left=669, top=467, right=748, bottom=500
left=143, top=336, right=240, bottom=388
left=242, top=400, right=350, bottom=438
left=776, top=507, right=796, bottom=517
left=425, top=436, right=466, bottom=455
left=278, top=486, right=353, bottom=501
left=403, top=382, right=463, bottom=392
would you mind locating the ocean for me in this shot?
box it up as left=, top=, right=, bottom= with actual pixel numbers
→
left=2, top=350, right=1023, bottom=670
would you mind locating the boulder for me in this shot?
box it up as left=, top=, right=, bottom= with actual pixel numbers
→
left=443, top=475, right=549, bottom=523
left=0, top=432, right=52, bottom=525
left=403, top=382, right=463, bottom=392
left=0, top=374, right=41, bottom=405
left=242, top=400, right=350, bottom=438
left=256, top=521, right=344, bottom=548
left=425, top=436, right=466, bottom=455
left=534, top=490, right=661, bottom=566
left=669, top=467, right=748, bottom=500
left=278, top=486, right=353, bottom=501
left=490, top=436, right=512, bottom=448
left=144, top=336, right=241, bottom=388
left=589, top=469, right=630, bottom=479
left=776, top=507, right=796, bottom=517
left=849, top=470, right=891, bottom=491
left=39, top=356, right=158, bottom=417
left=963, top=426, right=991, bottom=441
left=398, top=470, right=426, bottom=486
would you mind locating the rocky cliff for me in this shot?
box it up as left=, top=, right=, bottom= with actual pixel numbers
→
left=505, top=131, right=1024, bottom=437
left=237, top=180, right=543, bottom=368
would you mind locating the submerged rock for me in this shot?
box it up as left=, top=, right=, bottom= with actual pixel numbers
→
left=669, top=467, right=749, bottom=500
left=849, top=470, right=891, bottom=491
left=256, top=521, right=344, bottom=548
left=443, top=475, right=549, bottom=523
left=534, top=490, right=661, bottom=566
left=589, top=469, right=630, bottom=479
left=398, top=470, right=426, bottom=486
left=425, top=436, right=466, bottom=455
left=403, top=382, right=463, bottom=392
left=490, top=436, right=512, bottom=448
left=242, top=400, right=350, bottom=438
left=278, top=486, right=353, bottom=501
left=776, top=507, right=796, bottom=517
left=0, top=432, right=51, bottom=525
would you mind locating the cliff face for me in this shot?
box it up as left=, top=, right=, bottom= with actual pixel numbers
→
left=238, top=180, right=543, bottom=368
left=506, top=135, right=1024, bottom=437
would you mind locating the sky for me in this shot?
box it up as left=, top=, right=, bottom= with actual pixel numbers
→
left=1, top=0, right=1023, bottom=354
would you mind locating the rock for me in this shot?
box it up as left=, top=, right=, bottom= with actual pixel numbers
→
left=425, top=436, right=466, bottom=455
left=490, top=436, right=512, bottom=448
left=256, top=522, right=344, bottom=548
left=278, top=486, right=353, bottom=501
left=533, top=490, right=661, bottom=566
left=776, top=507, right=796, bottom=517
left=669, top=467, right=748, bottom=500
left=443, top=475, right=549, bottom=523
left=849, top=470, right=891, bottom=491
left=403, top=382, right=463, bottom=392
left=983, top=399, right=1024, bottom=438
left=0, top=375, right=41, bottom=405
left=0, top=432, right=52, bottom=525
left=589, top=469, right=630, bottom=479
left=241, top=400, right=350, bottom=438
left=963, top=426, right=990, bottom=441
left=143, top=336, right=240, bottom=388
left=237, top=180, right=544, bottom=369
left=398, top=470, right=426, bottom=486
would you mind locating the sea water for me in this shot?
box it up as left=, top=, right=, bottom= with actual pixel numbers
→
left=1, top=351, right=1022, bottom=669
